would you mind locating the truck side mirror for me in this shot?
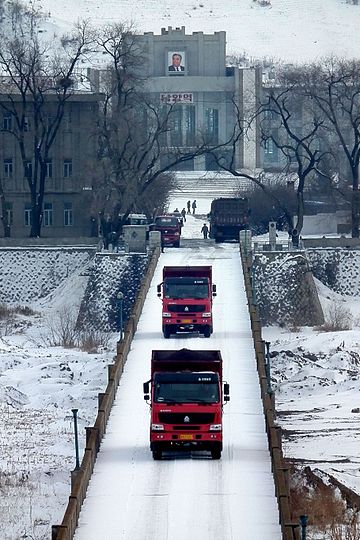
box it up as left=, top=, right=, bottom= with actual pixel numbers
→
left=224, top=383, right=230, bottom=396
left=157, top=284, right=161, bottom=297
left=143, top=381, right=150, bottom=394
left=224, top=395, right=230, bottom=402
left=212, top=284, right=217, bottom=297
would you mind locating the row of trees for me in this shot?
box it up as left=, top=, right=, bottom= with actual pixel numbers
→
left=0, top=1, right=360, bottom=237
left=0, top=4, right=236, bottom=238
left=211, top=59, right=360, bottom=237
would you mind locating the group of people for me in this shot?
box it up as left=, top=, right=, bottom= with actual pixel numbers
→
left=186, top=200, right=197, bottom=214
left=173, top=201, right=209, bottom=240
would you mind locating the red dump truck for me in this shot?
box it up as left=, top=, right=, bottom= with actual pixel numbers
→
left=157, top=266, right=216, bottom=338
left=143, top=348, right=229, bottom=460
left=151, top=215, right=182, bottom=247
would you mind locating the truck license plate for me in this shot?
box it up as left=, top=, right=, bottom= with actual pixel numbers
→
left=180, top=434, right=193, bottom=440
left=182, top=319, right=191, bottom=323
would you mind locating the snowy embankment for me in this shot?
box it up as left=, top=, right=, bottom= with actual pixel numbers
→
left=263, top=279, right=360, bottom=496
left=0, top=248, right=147, bottom=540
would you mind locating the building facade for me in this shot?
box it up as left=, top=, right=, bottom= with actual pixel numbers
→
left=137, top=26, right=261, bottom=172
left=0, top=93, right=102, bottom=238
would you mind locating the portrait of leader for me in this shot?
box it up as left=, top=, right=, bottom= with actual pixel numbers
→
left=168, top=52, right=185, bottom=73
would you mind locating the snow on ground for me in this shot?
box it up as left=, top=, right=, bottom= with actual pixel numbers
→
left=39, top=0, right=360, bottom=63
left=262, top=275, right=360, bottom=495
left=0, top=256, right=117, bottom=540
left=1, top=184, right=360, bottom=538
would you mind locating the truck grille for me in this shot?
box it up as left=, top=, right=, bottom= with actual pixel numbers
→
left=168, top=304, right=205, bottom=313
left=158, top=412, right=215, bottom=423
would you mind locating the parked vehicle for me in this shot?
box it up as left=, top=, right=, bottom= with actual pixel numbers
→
left=126, top=213, right=148, bottom=226
left=157, top=266, right=216, bottom=338
left=143, top=348, right=230, bottom=460
left=209, top=197, right=250, bottom=242
left=151, top=215, right=182, bottom=247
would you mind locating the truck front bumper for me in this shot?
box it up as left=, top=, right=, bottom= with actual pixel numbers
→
left=151, top=431, right=222, bottom=445
left=163, top=318, right=212, bottom=333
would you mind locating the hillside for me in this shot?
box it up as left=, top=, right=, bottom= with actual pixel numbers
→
left=39, top=0, right=360, bottom=62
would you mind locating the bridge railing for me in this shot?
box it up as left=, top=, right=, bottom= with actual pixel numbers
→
left=240, top=243, right=300, bottom=540
left=51, top=247, right=160, bottom=540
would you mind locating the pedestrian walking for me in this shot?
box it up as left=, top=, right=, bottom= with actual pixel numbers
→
left=187, top=200, right=191, bottom=214
left=181, top=208, right=186, bottom=222
left=192, top=200, right=197, bottom=215
left=201, top=223, right=209, bottom=239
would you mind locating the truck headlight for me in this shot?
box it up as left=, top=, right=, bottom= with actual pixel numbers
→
left=202, top=312, right=211, bottom=318
left=151, top=424, right=164, bottom=431
left=162, top=312, right=171, bottom=318
left=174, top=232, right=180, bottom=236
left=209, top=424, right=222, bottom=431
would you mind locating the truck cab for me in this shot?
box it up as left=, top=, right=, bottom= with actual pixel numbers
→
left=143, top=348, right=229, bottom=460
left=151, top=215, right=182, bottom=247
left=157, top=266, right=216, bottom=338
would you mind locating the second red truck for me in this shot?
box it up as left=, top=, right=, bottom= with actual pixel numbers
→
left=157, top=265, right=217, bottom=338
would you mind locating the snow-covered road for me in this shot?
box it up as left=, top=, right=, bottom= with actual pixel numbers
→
left=74, top=242, right=281, bottom=540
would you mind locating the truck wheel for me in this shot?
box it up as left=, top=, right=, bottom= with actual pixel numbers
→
left=152, top=449, right=162, bottom=460
left=203, top=326, right=211, bottom=338
left=211, top=448, right=221, bottom=460
left=163, top=327, right=171, bottom=339
left=174, top=241, right=180, bottom=248
left=215, top=237, right=222, bottom=243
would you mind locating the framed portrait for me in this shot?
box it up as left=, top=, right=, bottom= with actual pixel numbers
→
left=167, top=51, right=186, bottom=75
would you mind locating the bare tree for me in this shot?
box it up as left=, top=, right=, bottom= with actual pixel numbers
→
left=207, top=96, right=297, bottom=231
left=303, top=58, right=360, bottom=237
left=244, top=173, right=297, bottom=234
left=258, top=70, right=329, bottom=234
left=0, top=3, right=94, bottom=237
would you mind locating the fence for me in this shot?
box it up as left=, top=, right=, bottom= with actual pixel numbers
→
left=240, top=243, right=300, bottom=540
left=51, top=246, right=160, bottom=540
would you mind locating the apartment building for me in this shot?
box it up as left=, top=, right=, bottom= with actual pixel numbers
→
left=0, top=93, right=102, bottom=238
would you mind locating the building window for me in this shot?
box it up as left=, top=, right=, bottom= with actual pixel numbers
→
left=64, top=202, right=73, bottom=226
left=263, top=137, right=279, bottom=162
left=3, top=112, right=12, bottom=131
left=63, top=159, right=72, bottom=177
left=5, top=202, right=13, bottom=225
left=63, top=113, right=72, bottom=130
left=185, top=105, right=195, bottom=146
left=43, top=203, right=53, bottom=226
left=24, top=204, right=31, bottom=227
left=44, top=160, right=52, bottom=178
left=169, top=106, right=183, bottom=146
left=205, top=108, right=219, bottom=144
left=4, top=159, right=13, bottom=178
left=24, top=160, right=32, bottom=178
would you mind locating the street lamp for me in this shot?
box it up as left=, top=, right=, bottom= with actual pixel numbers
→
left=264, top=341, right=272, bottom=395
left=300, top=515, right=308, bottom=540
left=71, top=408, right=80, bottom=470
left=251, top=264, right=257, bottom=305
left=117, top=291, right=124, bottom=341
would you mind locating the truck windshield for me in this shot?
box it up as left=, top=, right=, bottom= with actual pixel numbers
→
left=164, top=278, right=209, bottom=299
left=154, top=382, right=219, bottom=404
left=155, top=217, right=179, bottom=227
